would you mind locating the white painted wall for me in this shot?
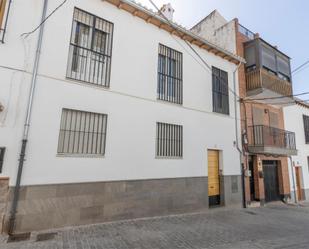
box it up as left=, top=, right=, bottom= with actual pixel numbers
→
left=0, top=0, right=241, bottom=186
left=284, top=104, right=309, bottom=195
left=191, top=10, right=237, bottom=54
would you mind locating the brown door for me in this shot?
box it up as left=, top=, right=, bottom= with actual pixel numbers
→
left=295, top=167, right=303, bottom=201
left=208, top=150, right=220, bottom=206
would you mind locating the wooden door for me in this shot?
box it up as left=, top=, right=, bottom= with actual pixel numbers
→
left=263, top=160, right=280, bottom=202
left=295, top=167, right=303, bottom=201
left=208, top=150, right=220, bottom=206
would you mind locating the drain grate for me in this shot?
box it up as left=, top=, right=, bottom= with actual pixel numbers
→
left=36, top=232, right=57, bottom=242
left=7, top=232, right=31, bottom=243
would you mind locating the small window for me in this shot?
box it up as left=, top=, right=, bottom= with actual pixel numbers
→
left=0, top=147, right=5, bottom=173
left=57, top=109, right=108, bottom=156
left=157, top=44, right=183, bottom=104
left=67, top=8, right=114, bottom=87
left=303, top=115, right=309, bottom=144
left=156, top=122, right=183, bottom=158
left=212, top=67, right=229, bottom=115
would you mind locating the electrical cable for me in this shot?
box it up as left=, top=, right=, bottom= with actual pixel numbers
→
left=21, top=0, right=68, bottom=38
left=147, top=0, right=241, bottom=99
left=292, top=59, right=309, bottom=74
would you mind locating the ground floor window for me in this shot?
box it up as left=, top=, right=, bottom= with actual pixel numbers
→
left=57, top=109, right=108, bottom=156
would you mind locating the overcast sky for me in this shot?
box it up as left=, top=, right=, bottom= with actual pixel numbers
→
left=135, top=0, right=309, bottom=99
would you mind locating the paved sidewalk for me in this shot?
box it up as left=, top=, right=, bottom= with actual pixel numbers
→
left=1, top=202, right=309, bottom=249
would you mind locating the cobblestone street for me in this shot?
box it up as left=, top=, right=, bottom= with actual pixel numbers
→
left=1, top=203, right=309, bottom=249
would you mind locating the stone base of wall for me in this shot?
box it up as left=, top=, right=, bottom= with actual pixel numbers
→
left=290, top=189, right=309, bottom=202
left=0, top=177, right=9, bottom=233
left=221, top=175, right=243, bottom=207
left=2, top=175, right=242, bottom=233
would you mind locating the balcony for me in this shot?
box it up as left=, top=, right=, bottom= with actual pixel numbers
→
left=246, top=68, right=293, bottom=97
left=244, top=38, right=292, bottom=100
left=247, top=125, right=297, bottom=156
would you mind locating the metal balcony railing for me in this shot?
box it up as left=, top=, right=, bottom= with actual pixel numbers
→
left=247, top=125, right=296, bottom=154
left=238, top=24, right=255, bottom=40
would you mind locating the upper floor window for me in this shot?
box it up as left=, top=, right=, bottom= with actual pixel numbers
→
left=57, top=109, right=108, bottom=156
left=157, top=44, right=183, bottom=104
left=67, top=8, right=114, bottom=87
left=156, top=122, right=183, bottom=158
left=303, top=115, right=309, bottom=144
left=212, top=67, right=229, bottom=115
left=0, top=0, right=10, bottom=42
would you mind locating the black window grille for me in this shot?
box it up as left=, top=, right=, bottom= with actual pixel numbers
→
left=212, top=67, right=229, bottom=115
left=58, top=109, right=108, bottom=155
left=67, top=8, right=114, bottom=87
left=303, top=115, right=309, bottom=144
left=0, top=0, right=11, bottom=43
left=157, top=44, right=183, bottom=104
left=0, top=147, right=5, bottom=173
left=156, top=122, right=183, bottom=158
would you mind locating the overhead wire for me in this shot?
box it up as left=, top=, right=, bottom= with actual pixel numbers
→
left=21, top=0, right=68, bottom=38
left=147, top=0, right=241, bottom=99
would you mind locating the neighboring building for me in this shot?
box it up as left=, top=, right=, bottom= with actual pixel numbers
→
left=284, top=101, right=309, bottom=202
left=192, top=10, right=297, bottom=206
left=0, top=0, right=244, bottom=233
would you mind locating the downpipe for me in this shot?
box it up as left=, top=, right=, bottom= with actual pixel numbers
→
left=233, top=62, right=246, bottom=208
left=8, top=0, right=49, bottom=235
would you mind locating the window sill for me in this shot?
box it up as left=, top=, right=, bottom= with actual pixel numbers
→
left=155, top=156, right=183, bottom=160
left=56, top=154, right=105, bottom=158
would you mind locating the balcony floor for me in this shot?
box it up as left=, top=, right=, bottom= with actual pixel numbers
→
left=248, top=145, right=297, bottom=156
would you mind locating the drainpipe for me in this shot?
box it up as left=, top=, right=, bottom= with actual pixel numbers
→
left=8, top=0, right=49, bottom=235
left=289, top=156, right=297, bottom=204
left=233, top=62, right=246, bottom=208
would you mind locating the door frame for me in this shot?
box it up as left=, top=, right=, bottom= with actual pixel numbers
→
left=207, top=149, right=221, bottom=207
left=295, top=166, right=304, bottom=201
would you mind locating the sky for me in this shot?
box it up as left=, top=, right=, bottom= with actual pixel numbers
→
left=135, top=0, right=309, bottom=99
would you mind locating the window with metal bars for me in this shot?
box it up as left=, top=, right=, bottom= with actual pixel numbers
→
left=66, top=8, right=114, bottom=87
left=303, top=115, right=309, bottom=144
left=157, top=44, right=183, bottom=104
left=212, top=67, right=229, bottom=115
left=156, top=122, right=183, bottom=158
left=57, top=109, right=108, bottom=156
left=0, top=0, right=11, bottom=43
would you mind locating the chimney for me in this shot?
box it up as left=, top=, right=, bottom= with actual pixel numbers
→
left=159, top=3, right=174, bottom=21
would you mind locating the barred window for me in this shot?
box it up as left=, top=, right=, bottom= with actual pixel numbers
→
left=212, top=67, right=229, bottom=115
left=303, top=115, right=309, bottom=144
left=157, top=44, right=183, bottom=104
left=58, top=109, right=108, bottom=155
left=67, top=8, right=114, bottom=87
left=156, top=122, right=183, bottom=158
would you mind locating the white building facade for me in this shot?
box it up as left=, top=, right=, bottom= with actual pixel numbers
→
left=284, top=103, right=309, bottom=202
left=0, top=0, right=243, bottom=233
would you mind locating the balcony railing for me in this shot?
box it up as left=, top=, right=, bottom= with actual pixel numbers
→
left=247, top=125, right=297, bottom=156
left=238, top=24, right=255, bottom=40
left=246, top=68, right=292, bottom=97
